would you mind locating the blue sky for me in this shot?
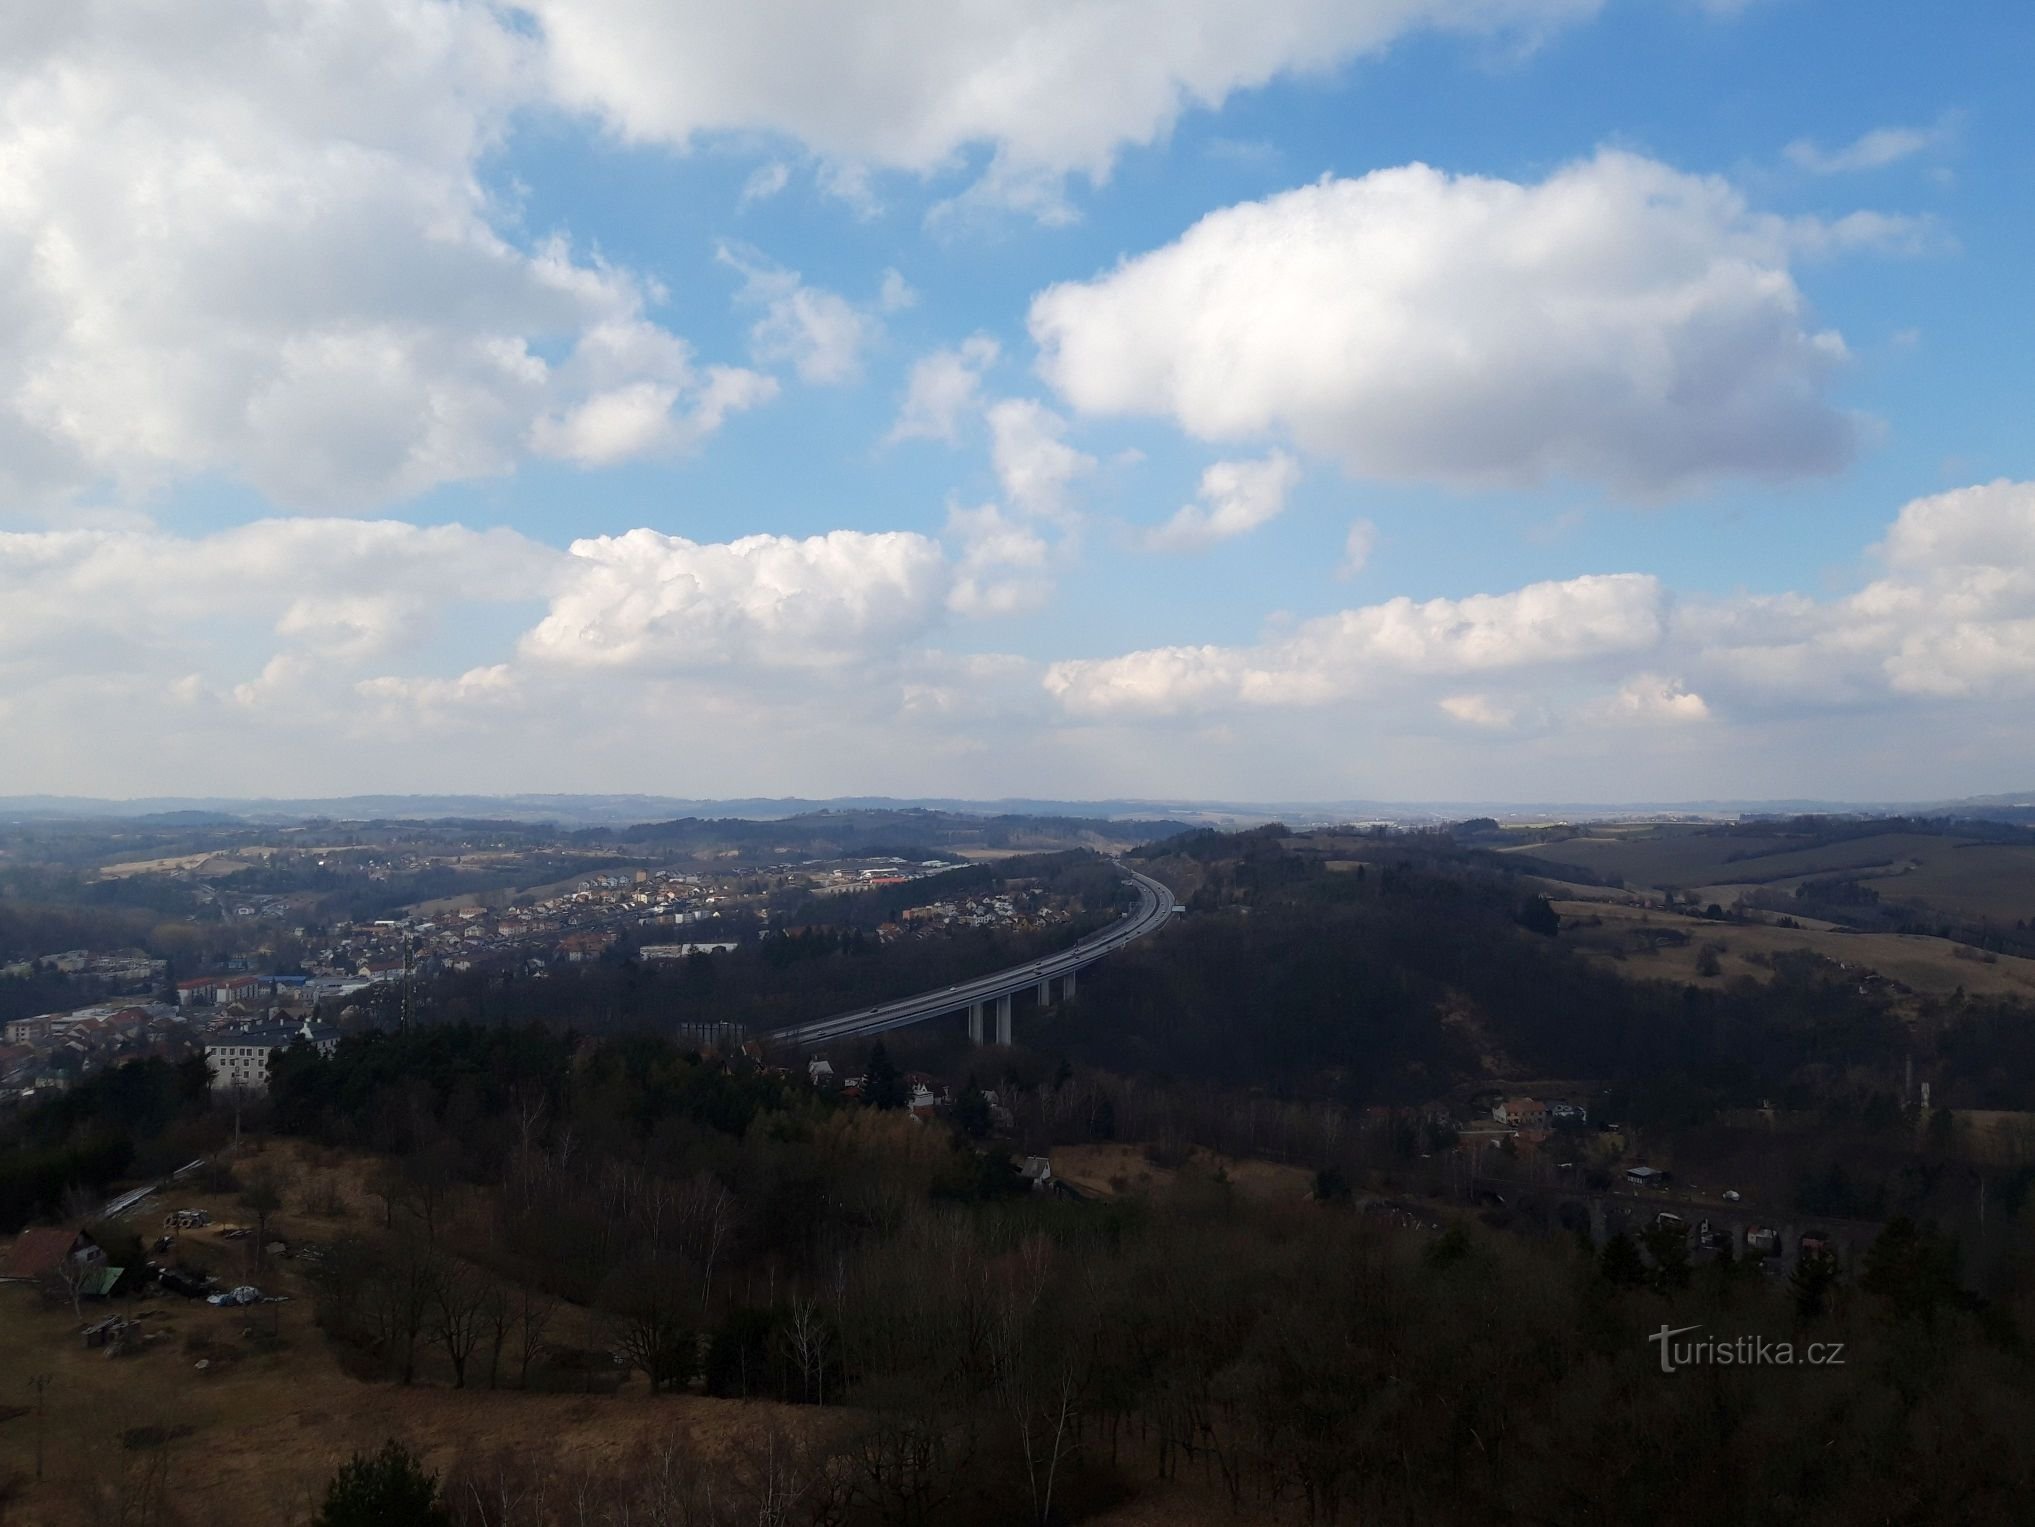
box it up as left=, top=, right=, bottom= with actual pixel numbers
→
left=3, top=0, right=2033, bottom=803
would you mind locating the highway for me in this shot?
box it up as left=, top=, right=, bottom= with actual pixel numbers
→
left=763, top=863, right=1177, bottom=1047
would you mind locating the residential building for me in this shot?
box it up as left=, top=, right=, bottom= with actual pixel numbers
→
left=1493, top=1097, right=1548, bottom=1129
left=204, top=1017, right=341, bottom=1094
left=0, top=1227, right=105, bottom=1283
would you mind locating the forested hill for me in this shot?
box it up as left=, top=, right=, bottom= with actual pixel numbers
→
left=1031, top=824, right=2035, bottom=1125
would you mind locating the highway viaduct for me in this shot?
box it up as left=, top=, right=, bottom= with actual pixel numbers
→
left=762, top=863, right=1176, bottom=1050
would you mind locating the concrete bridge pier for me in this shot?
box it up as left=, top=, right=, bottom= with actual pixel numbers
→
left=1036, top=979, right=1051, bottom=1005
left=995, top=992, right=1013, bottom=1046
left=1063, top=968, right=1076, bottom=1001
left=968, top=1001, right=986, bottom=1044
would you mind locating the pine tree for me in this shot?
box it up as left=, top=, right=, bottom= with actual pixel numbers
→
left=315, top=1441, right=448, bottom=1527
left=1790, top=1247, right=1839, bottom=1321
left=863, top=1040, right=906, bottom=1110
left=1599, top=1232, right=1645, bottom=1289
left=953, top=1074, right=991, bottom=1137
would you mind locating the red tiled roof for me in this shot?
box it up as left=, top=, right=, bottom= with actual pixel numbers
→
left=2, top=1227, right=86, bottom=1281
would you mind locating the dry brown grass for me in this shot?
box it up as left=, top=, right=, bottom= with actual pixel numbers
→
left=0, top=1136, right=799, bottom=1525
left=1554, top=899, right=2035, bottom=1000
left=1053, top=1142, right=1313, bottom=1204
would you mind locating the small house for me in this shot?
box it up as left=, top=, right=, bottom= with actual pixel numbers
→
left=1, top=1227, right=105, bottom=1284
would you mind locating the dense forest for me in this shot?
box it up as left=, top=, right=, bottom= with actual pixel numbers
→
left=1019, top=826, right=1923, bottom=1120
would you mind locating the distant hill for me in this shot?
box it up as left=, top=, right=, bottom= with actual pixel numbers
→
left=583, top=808, right=1191, bottom=857
left=5, top=789, right=2034, bottom=829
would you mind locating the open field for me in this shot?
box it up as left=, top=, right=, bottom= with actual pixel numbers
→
left=96, top=851, right=280, bottom=879
left=0, top=1289, right=815, bottom=1526
left=1497, top=827, right=1794, bottom=886
left=1518, top=829, right=1914, bottom=891
left=1859, top=842, right=2035, bottom=923
left=0, top=1139, right=740, bottom=1524
left=1554, top=900, right=2035, bottom=1000
left=1520, top=828, right=2035, bottom=925
left=1, top=1139, right=1252, bottom=1526
left=1052, top=1142, right=1314, bottom=1203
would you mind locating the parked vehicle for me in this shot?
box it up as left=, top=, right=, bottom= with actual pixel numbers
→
left=207, top=1284, right=263, bottom=1307
left=154, top=1266, right=212, bottom=1298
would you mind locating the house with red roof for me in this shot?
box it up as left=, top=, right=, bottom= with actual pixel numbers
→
left=1, top=1227, right=104, bottom=1284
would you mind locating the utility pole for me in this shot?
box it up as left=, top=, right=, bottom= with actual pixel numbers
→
left=401, top=935, right=414, bottom=1032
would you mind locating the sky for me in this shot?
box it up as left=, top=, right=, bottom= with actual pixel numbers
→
left=2, top=0, right=2033, bottom=805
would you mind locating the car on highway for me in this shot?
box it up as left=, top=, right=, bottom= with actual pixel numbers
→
left=1722, top=1189, right=1742, bottom=1202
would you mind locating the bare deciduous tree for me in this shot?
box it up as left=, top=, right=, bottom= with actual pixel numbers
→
left=433, top=1255, right=493, bottom=1388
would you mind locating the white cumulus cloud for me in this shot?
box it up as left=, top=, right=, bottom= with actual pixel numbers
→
left=887, top=337, right=1001, bottom=445
left=1143, top=453, right=1302, bottom=551
left=519, top=528, right=953, bottom=671
left=720, top=244, right=883, bottom=387
left=1687, top=481, right=2035, bottom=709
left=988, top=400, right=1095, bottom=523
left=0, top=0, right=764, bottom=513
left=520, top=0, right=1607, bottom=216
left=944, top=504, right=1054, bottom=618
left=1594, top=673, right=1711, bottom=724
left=1044, top=572, right=1668, bottom=717
left=1438, top=693, right=1521, bottom=730
left=1030, top=150, right=1896, bottom=496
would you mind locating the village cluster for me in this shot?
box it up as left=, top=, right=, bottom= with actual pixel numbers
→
left=0, top=856, right=1065, bottom=1105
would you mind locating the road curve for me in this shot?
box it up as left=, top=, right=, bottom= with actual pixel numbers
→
left=764, top=863, right=1176, bottom=1047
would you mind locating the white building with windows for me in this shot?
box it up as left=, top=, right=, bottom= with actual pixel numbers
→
left=204, top=1017, right=340, bottom=1094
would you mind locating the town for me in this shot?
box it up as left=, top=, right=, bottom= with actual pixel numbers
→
left=0, top=844, right=1083, bottom=1104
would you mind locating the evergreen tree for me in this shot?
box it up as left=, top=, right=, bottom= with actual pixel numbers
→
left=1863, top=1216, right=1962, bottom=1322
left=1790, top=1246, right=1840, bottom=1321
left=1640, top=1223, right=1693, bottom=1295
left=316, top=1441, right=447, bottom=1527
left=1599, top=1232, right=1646, bottom=1289
left=952, top=1074, right=991, bottom=1138
left=863, top=1040, right=906, bottom=1110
